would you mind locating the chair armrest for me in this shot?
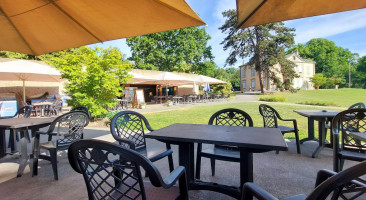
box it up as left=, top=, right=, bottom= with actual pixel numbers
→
left=242, top=182, right=279, bottom=200
left=315, top=169, right=337, bottom=187
left=280, top=118, right=296, bottom=122
left=34, top=130, right=49, bottom=135
left=161, top=166, right=185, bottom=188
left=149, top=149, right=173, bottom=162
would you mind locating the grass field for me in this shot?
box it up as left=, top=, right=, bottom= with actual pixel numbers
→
left=259, top=88, right=366, bottom=107
left=144, top=102, right=344, bottom=140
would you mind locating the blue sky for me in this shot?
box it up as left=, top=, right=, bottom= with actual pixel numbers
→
left=92, top=0, right=366, bottom=68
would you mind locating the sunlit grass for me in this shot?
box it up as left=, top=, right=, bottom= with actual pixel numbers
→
left=144, top=102, right=344, bottom=140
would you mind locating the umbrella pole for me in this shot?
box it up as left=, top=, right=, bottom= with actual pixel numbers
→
left=22, top=80, right=26, bottom=102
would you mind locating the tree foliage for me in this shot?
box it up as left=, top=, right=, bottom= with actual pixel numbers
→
left=354, top=56, right=366, bottom=88
left=220, top=9, right=296, bottom=93
left=288, top=38, right=356, bottom=86
left=126, top=27, right=214, bottom=74
left=46, top=47, right=132, bottom=117
left=310, top=73, right=327, bottom=88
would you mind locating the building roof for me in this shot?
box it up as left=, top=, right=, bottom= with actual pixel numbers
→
left=286, top=52, right=316, bottom=64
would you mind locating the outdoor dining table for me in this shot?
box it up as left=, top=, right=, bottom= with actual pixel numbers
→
left=0, top=117, right=54, bottom=177
left=145, top=123, right=288, bottom=199
left=294, top=110, right=339, bottom=158
left=172, top=96, right=183, bottom=104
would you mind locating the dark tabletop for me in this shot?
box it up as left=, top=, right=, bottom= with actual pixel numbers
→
left=146, top=123, right=288, bottom=151
left=0, top=117, right=55, bottom=129
left=294, top=110, right=339, bottom=118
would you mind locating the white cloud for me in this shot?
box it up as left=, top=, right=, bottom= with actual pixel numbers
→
left=286, top=9, right=366, bottom=44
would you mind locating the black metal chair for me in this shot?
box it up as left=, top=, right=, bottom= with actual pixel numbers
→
left=195, top=108, right=253, bottom=179
left=332, top=108, right=366, bottom=172
left=325, top=102, right=366, bottom=143
left=110, top=111, right=174, bottom=172
left=45, top=100, right=63, bottom=116
left=241, top=160, right=366, bottom=200
left=259, top=104, right=301, bottom=154
left=32, top=111, right=89, bottom=180
left=71, top=106, right=92, bottom=121
left=68, top=139, right=188, bottom=200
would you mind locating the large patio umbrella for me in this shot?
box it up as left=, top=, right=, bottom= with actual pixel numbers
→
left=237, top=0, right=366, bottom=28
left=0, top=60, right=62, bottom=102
left=0, top=0, right=205, bottom=56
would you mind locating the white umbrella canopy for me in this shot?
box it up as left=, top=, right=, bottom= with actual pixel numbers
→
left=194, top=75, right=226, bottom=84
left=139, top=71, right=194, bottom=86
left=0, top=60, right=62, bottom=101
left=0, top=0, right=205, bottom=56
left=126, top=72, right=157, bottom=84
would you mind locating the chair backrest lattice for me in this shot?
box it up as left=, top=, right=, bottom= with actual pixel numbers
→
left=259, top=104, right=279, bottom=128
left=68, top=140, right=166, bottom=200
left=111, top=111, right=149, bottom=150
left=348, top=102, right=366, bottom=110
left=333, top=109, right=366, bottom=152
left=46, top=111, right=89, bottom=150
left=209, top=108, right=253, bottom=127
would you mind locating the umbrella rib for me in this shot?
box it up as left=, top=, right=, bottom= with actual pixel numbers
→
left=153, top=0, right=206, bottom=25
left=48, top=0, right=103, bottom=43
left=236, top=0, right=268, bottom=28
left=0, top=7, right=36, bottom=55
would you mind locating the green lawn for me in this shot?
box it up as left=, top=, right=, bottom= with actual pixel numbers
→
left=144, top=102, right=344, bottom=140
left=259, top=88, right=366, bottom=107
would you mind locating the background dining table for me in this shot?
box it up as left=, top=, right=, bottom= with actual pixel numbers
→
left=0, top=117, right=54, bottom=177
left=294, top=110, right=339, bottom=158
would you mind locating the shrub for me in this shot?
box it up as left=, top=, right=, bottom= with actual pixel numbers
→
left=259, top=96, right=286, bottom=102
left=298, top=101, right=338, bottom=107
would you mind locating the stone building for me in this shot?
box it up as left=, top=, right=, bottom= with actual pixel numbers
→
left=239, top=51, right=315, bottom=92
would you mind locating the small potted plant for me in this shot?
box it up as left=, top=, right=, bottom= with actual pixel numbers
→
left=166, top=100, right=173, bottom=106
left=139, top=102, right=146, bottom=109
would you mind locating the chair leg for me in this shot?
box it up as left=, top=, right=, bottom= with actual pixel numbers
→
left=166, top=143, right=174, bottom=172
left=210, top=158, right=215, bottom=176
left=295, top=130, right=301, bottom=154
left=32, top=134, right=40, bottom=177
left=340, top=159, right=345, bottom=171
left=195, top=143, right=202, bottom=179
left=49, top=149, right=58, bottom=180
left=178, top=170, right=189, bottom=200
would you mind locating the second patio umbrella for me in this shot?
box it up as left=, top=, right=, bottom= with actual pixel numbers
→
left=0, top=60, right=62, bottom=102
left=0, top=0, right=205, bottom=56
left=237, top=0, right=366, bottom=28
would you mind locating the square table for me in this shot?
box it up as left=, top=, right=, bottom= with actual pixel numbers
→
left=0, top=117, right=54, bottom=177
left=294, top=110, right=339, bottom=158
left=145, top=123, right=288, bottom=199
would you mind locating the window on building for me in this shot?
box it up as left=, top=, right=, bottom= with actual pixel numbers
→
left=263, top=79, right=266, bottom=87
left=298, top=65, right=302, bottom=73
left=242, top=81, right=246, bottom=89
left=251, top=69, right=255, bottom=76
left=242, top=69, right=246, bottom=77
left=307, top=66, right=311, bottom=74
left=251, top=79, right=255, bottom=88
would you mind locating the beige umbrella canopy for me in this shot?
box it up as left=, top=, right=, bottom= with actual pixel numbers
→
left=0, top=0, right=205, bottom=56
left=237, top=0, right=366, bottom=28
left=138, top=71, right=194, bottom=86
left=0, top=60, right=62, bottom=102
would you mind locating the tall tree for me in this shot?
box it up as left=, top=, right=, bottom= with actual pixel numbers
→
left=46, top=47, right=132, bottom=116
left=288, top=38, right=356, bottom=83
left=126, top=27, right=214, bottom=73
left=354, top=56, right=366, bottom=88
left=220, top=9, right=296, bottom=93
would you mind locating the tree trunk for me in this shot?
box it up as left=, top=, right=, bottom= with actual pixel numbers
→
left=258, top=71, right=265, bottom=94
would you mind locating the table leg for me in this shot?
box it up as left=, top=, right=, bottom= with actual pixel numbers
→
left=240, top=148, right=253, bottom=200
left=178, top=142, right=195, bottom=184
left=300, top=117, right=315, bottom=144
left=17, top=129, right=29, bottom=177
left=312, top=120, right=326, bottom=158
left=10, top=128, right=18, bottom=153
left=0, top=129, right=5, bottom=158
